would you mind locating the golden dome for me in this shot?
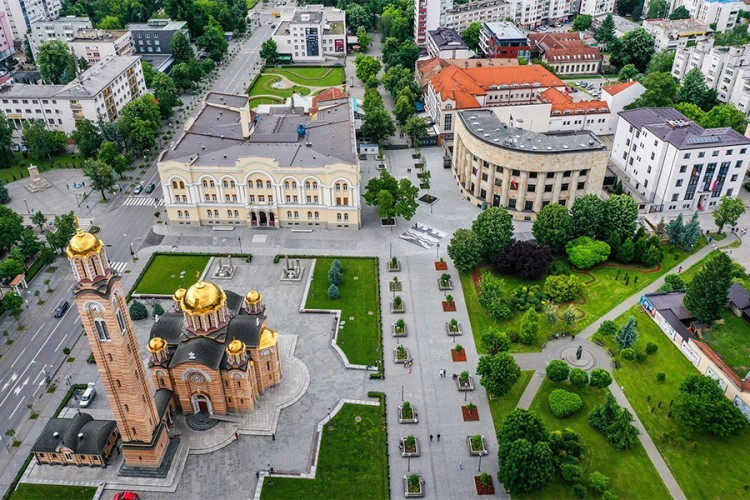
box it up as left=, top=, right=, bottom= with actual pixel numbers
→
left=180, top=278, right=226, bottom=315
left=258, top=326, right=278, bottom=351
left=147, top=337, right=167, bottom=353
left=173, top=288, right=186, bottom=302
left=245, top=290, right=261, bottom=303
left=226, top=339, right=245, bottom=355
left=66, top=217, right=103, bottom=258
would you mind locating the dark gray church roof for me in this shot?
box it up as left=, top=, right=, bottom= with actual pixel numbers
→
left=170, top=336, right=226, bottom=369
left=32, top=413, right=116, bottom=455
left=226, top=315, right=262, bottom=346
left=154, top=388, right=173, bottom=418
left=151, top=313, right=183, bottom=344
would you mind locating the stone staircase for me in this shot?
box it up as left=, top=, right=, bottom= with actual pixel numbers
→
left=186, top=411, right=219, bottom=431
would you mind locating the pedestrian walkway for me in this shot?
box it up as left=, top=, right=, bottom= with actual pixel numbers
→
left=109, top=261, right=128, bottom=274
left=123, top=196, right=164, bottom=207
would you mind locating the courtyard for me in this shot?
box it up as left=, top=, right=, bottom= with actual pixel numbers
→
left=247, top=67, right=346, bottom=108
left=131, top=253, right=213, bottom=295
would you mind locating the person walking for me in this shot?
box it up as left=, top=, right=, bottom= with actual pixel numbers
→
left=429, top=434, right=433, bottom=442
left=459, top=460, right=463, bottom=470
left=437, top=434, right=441, bottom=442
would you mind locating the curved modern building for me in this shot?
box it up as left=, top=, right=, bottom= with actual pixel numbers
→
left=452, top=109, right=609, bottom=220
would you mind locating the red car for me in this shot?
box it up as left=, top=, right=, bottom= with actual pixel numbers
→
left=113, top=493, right=140, bottom=500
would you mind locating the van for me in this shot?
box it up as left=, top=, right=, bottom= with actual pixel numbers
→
left=80, top=383, right=96, bottom=408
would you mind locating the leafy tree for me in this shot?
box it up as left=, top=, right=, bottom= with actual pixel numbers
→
left=629, top=72, right=678, bottom=108
left=0, top=112, right=13, bottom=166
left=396, top=40, right=420, bottom=70
left=381, top=37, right=401, bottom=66
left=363, top=170, right=418, bottom=223
left=588, top=392, right=620, bottom=432
left=2, top=291, right=24, bottom=314
left=355, top=54, right=381, bottom=85
left=607, top=408, right=640, bottom=449
left=472, top=207, right=514, bottom=259
left=461, top=22, right=482, bottom=52
left=141, top=60, right=155, bottom=87
left=0, top=207, right=23, bottom=253
left=152, top=73, right=179, bottom=118
left=99, top=141, right=132, bottom=178
left=604, top=194, right=638, bottom=242
left=520, top=307, right=540, bottom=345
left=675, top=375, right=747, bottom=436
left=0, top=180, right=9, bottom=204
left=571, top=194, right=605, bottom=239
left=129, top=300, right=148, bottom=320
left=493, top=239, right=553, bottom=280
left=713, top=196, right=745, bottom=233
left=402, top=116, right=428, bottom=151
left=83, top=160, right=116, bottom=201
left=616, top=316, right=638, bottom=349
left=37, top=40, right=77, bottom=84
left=382, top=65, right=419, bottom=100
left=589, top=471, right=610, bottom=493
left=646, top=0, right=669, bottom=18
left=674, top=102, right=705, bottom=122
left=614, top=237, right=634, bottom=263
left=546, top=360, right=570, bottom=382
left=597, top=320, right=618, bottom=336
left=676, top=68, right=716, bottom=111
left=548, top=389, right=583, bottom=417
left=569, top=368, right=589, bottom=387
left=713, top=24, right=750, bottom=46
left=357, top=27, right=371, bottom=49
left=22, top=121, right=67, bottom=161
left=361, top=108, right=395, bottom=146
left=589, top=368, right=613, bottom=388
left=660, top=273, right=686, bottom=292
left=566, top=236, right=610, bottom=269
left=701, top=103, right=747, bottom=133
left=532, top=204, right=572, bottom=254
left=18, top=229, right=41, bottom=259
left=618, top=64, right=639, bottom=82
left=646, top=50, right=675, bottom=74
left=346, top=3, right=371, bottom=33
left=0, top=258, right=24, bottom=280
left=196, top=19, right=228, bottom=61
left=684, top=252, right=734, bottom=323
left=609, top=28, right=655, bottom=72
left=45, top=212, right=76, bottom=252
left=71, top=119, right=102, bottom=158
left=170, top=62, right=193, bottom=91
left=595, top=14, right=616, bottom=48
left=500, top=439, right=555, bottom=494
left=259, top=39, right=278, bottom=64
left=669, top=5, right=690, bottom=19
left=572, top=14, right=593, bottom=31
left=476, top=271, right=511, bottom=321
left=118, top=94, right=160, bottom=154
left=480, top=327, right=511, bottom=355
left=544, top=274, right=583, bottom=303
left=477, top=352, right=521, bottom=397
left=98, top=15, right=124, bottom=29
left=498, top=408, right=549, bottom=449
left=31, top=211, right=47, bottom=231
left=447, top=228, right=481, bottom=272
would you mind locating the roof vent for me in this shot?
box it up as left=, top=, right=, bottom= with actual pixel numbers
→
left=223, top=155, right=227, bottom=158
left=589, top=139, right=594, bottom=145
left=78, top=432, right=84, bottom=439
left=53, top=432, right=59, bottom=438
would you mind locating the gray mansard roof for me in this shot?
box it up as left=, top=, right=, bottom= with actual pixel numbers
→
left=32, top=413, right=116, bottom=455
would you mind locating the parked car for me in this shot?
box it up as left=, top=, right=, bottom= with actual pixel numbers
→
left=145, top=183, right=156, bottom=194
left=80, top=382, right=97, bottom=408
left=53, top=301, right=69, bottom=318
left=113, top=493, right=140, bottom=500
left=133, top=185, right=143, bottom=194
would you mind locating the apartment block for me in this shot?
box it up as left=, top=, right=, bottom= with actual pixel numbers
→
left=1, top=0, right=62, bottom=41
left=445, top=0, right=511, bottom=34
left=272, top=5, right=346, bottom=62
left=27, top=16, right=92, bottom=59
left=68, top=29, right=134, bottom=64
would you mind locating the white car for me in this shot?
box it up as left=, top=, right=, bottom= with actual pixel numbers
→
left=80, top=382, right=97, bottom=408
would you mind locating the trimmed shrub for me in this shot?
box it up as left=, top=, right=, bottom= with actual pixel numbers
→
left=546, top=360, right=571, bottom=382
left=565, top=236, right=610, bottom=269
left=549, top=389, right=583, bottom=418
left=129, top=300, right=148, bottom=320
left=589, top=368, right=613, bottom=388
left=597, top=320, right=618, bottom=336
left=561, top=463, right=584, bottom=482
left=328, top=267, right=343, bottom=286
left=572, top=483, right=587, bottom=499
left=636, top=351, right=647, bottom=363
left=656, top=372, right=666, bottom=383
left=327, top=284, right=339, bottom=299
left=569, top=368, right=589, bottom=387
left=589, top=471, right=610, bottom=493
left=620, top=348, right=635, bottom=361
left=544, top=274, right=584, bottom=303
left=646, top=342, right=658, bottom=355
left=602, top=490, right=618, bottom=500
left=152, top=303, right=164, bottom=318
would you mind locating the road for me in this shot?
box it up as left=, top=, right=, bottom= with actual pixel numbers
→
left=0, top=6, right=285, bottom=464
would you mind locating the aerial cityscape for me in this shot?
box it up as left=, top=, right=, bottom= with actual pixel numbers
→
left=0, top=0, right=749, bottom=497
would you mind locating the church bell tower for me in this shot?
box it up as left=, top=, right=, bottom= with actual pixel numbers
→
left=67, top=219, right=170, bottom=469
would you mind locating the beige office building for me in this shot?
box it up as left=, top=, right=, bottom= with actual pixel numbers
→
left=452, top=109, right=608, bottom=220
left=158, top=92, right=361, bottom=230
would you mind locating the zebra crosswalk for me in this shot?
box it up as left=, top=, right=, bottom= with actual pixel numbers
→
left=109, top=261, right=128, bottom=274
left=123, top=196, right=164, bottom=207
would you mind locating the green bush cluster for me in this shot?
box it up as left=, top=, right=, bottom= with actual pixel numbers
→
left=129, top=300, right=148, bottom=320
left=546, top=360, right=570, bottom=382
left=510, top=284, right=548, bottom=311
left=549, top=389, right=583, bottom=418
left=544, top=274, right=584, bottom=303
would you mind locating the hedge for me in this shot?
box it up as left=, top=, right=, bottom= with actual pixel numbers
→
left=548, top=389, right=583, bottom=418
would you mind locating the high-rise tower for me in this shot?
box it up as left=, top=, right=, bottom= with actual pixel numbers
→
left=66, top=219, right=170, bottom=469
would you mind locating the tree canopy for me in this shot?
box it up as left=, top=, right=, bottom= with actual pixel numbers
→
left=447, top=228, right=482, bottom=272
left=37, top=40, right=77, bottom=84
left=461, top=22, right=482, bottom=52
left=684, top=252, right=734, bottom=323
left=713, top=196, right=746, bottom=233
left=675, top=375, right=747, bottom=436
left=610, top=28, right=655, bottom=73
left=22, top=121, right=67, bottom=160
left=532, top=203, right=573, bottom=254
left=472, top=207, right=514, bottom=259
left=477, top=352, right=521, bottom=397
left=363, top=170, right=418, bottom=223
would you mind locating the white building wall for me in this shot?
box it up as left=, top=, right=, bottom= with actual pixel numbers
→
left=1, top=0, right=63, bottom=41
left=578, top=0, right=615, bottom=16
left=27, top=17, right=92, bottom=58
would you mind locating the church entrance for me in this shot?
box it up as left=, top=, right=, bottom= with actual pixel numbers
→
left=259, top=212, right=268, bottom=226
left=191, top=394, right=213, bottom=414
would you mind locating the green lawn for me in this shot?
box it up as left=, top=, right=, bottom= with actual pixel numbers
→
left=595, top=305, right=750, bottom=500
left=305, top=257, right=380, bottom=366
left=461, top=242, right=700, bottom=354
left=247, top=75, right=311, bottom=100
left=133, top=254, right=211, bottom=295
left=10, top=483, right=96, bottom=500
left=523, top=379, right=670, bottom=500
left=265, top=67, right=346, bottom=87
left=261, top=403, right=388, bottom=500
left=247, top=0, right=259, bottom=8
left=0, top=152, right=80, bottom=185
left=488, top=370, right=534, bottom=433
left=703, top=309, right=750, bottom=377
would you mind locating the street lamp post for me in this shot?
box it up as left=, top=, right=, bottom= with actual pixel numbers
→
left=238, top=236, right=243, bottom=255
left=435, top=242, right=440, bottom=260
left=478, top=454, right=482, bottom=472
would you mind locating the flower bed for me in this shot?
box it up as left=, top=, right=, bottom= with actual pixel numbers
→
left=467, top=435, right=488, bottom=456
left=389, top=281, right=403, bottom=292
left=438, top=273, right=453, bottom=291
left=404, top=474, right=425, bottom=497
left=400, top=436, right=420, bottom=457
left=392, top=321, right=407, bottom=337
left=446, top=320, right=462, bottom=336
left=474, top=475, right=495, bottom=495
left=388, top=258, right=400, bottom=272
left=394, top=346, right=410, bottom=364
left=391, top=298, right=405, bottom=313
left=434, top=260, right=448, bottom=271
left=456, top=374, right=474, bottom=391
left=461, top=404, right=479, bottom=421
left=398, top=403, right=418, bottom=424
left=451, top=348, right=467, bottom=362
left=441, top=301, right=456, bottom=312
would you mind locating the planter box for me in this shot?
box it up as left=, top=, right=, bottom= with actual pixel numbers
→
left=400, top=437, right=420, bottom=457
left=451, top=349, right=467, bottom=362
left=438, top=279, right=453, bottom=291
left=392, top=324, right=407, bottom=337
left=474, top=475, right=495, bottom=495
left=434, top=261, right=448, bottom=271
left=446, top=322, right=462, bottom=336
left=390, top=282, right=403, bottom=292
left=394, top=347, right=410, bottom=364
left=441, top=301, right=456, bottom=312
left=398, top=406, right=419, bottom=424
left=391, top=301, right=406, bottom=313
left=403, top=476, right=425, bottom=497
left=462, top=405, right=479, bottom=421
left=388, top=261, right=401, bottom=272
left=456, top=375, right=475, bottom=392
left=466, top=435, right=488, bottom=456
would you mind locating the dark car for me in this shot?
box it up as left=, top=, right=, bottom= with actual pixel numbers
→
left=145, top=183, right=156, bottom=194
left=53, top=301, right=69, bottom=318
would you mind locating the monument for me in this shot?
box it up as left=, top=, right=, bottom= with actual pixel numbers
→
left=25, top=165, right=52, bottom=193
left=213, top=255, right=237, bottom=280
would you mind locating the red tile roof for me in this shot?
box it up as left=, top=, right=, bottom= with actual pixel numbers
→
left=312, top=87, right=348, bottom=106
left=603, top=80, right=637, bottom=96
left=430, top=64, right=564, bottom=108
left=529, top=32, right=601, bottom=63
left=540, top=88, right=609, bottom=115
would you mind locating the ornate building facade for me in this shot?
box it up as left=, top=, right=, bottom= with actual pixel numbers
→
left=146, top=278, right=282, bottom=415
left=67, top=221, right=171, bottom=469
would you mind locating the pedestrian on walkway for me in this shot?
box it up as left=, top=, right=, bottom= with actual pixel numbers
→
left=409, top=367, right=412, bottom=374
left=459, top=460, right=463, bottom=470
left=438, top=369, right=442, bottom=378
left=437, top=434, right=441, bottom=441
left=66, top=184, right=69, bottom=190
left=430, top=434, right=433, bottom=442
left=272, top=433, right=275, bottom=441
left=678, top=266, right=682, bottom=273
